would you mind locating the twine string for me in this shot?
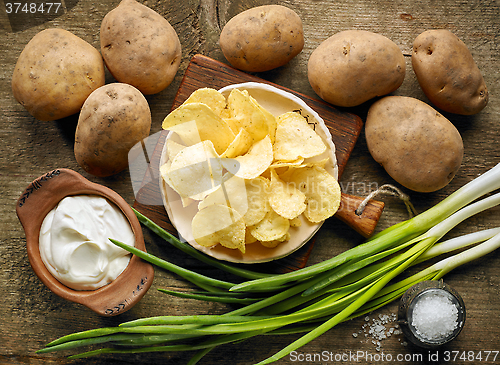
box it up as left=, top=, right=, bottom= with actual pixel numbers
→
left=355, top=184, right=417, bottom=218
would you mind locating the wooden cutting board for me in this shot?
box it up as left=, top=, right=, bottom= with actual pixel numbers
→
left=132, top=54, right=378, bottom=273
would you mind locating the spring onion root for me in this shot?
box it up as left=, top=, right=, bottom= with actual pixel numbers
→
left=38, top=163, right=500, bottom=363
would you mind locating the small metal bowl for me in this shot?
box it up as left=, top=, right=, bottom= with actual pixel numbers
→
left=16, top=168, right=154, bottom=316
left=398, top=280, right=466, bottom=349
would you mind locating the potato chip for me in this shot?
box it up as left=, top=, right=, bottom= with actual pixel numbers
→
left=303, top=158, right=329, bottom=169
left=250, top=209, right=290, bottom=242
left=166, top=139, right=186, bottom=162
left=278, top=158, right=329, bottom=181
left=286, top=165, right=341, bottom=223
left=162, top=102, right=235, bottom=154
left=226, top=88, right=277, bottom=143
left=220, top=107, right=232, bottom=121
left=220, top=128, right=253, bottom=158
left=260, top=240, right=279, bottom=248
left=198, top=173, right=248, bottom=216
left=245, top=227, right=258, bottom=244
left=164, top=140, right=223, bottom=201
left=289, top=217, right=302, bottom=227
left=160, top=165, right=195, bottom=207
left=160, top=161, right=179, bottom=197
left=198, top=174, right=270, bottom=228
left=160, top=140, right=194, bottom=207
left=270, top=158, right=304, bottom=169
left=182, top=88, right=227, bottom=117
left=243, top=176, right=270, bottom=226
left=192, top=204, right=246, bottom=253
left=223, top=135, right=273, bottom=179
left=273, top=111, right=327, bottom=161
left=249, top=94, right=278, bottom=142
left=197, top=174, right=270, bottom=228
left=269, top=169, right=306, bottom=220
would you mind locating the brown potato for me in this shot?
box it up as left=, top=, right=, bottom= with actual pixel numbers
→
left=11, top=28, right=105, bottom=121
left=100, top=0, right=182, bottom=95
left=220, top=5, right=304, bottom=72
left=75, top=83, right=151, bottom=177
left=412, top=29, right=488, bottom=115
left=365, top=96, right=463, bottom=193
left=308, top=30, right=405, bottom=107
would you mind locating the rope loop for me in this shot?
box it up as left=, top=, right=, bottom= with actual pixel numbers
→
left=355, top=184, right=417, bottom=218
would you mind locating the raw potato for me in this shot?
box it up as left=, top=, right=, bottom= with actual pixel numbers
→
left=100, top=0, right=182, bottom=95
left=412, top=29, right=488, bottom=115
left=220, top=5, right=304, bottom=72
left=365, top=96, right=463, bottom=193
left=75, top=83, right=152, bottom=177
left=11, top=28, right=105, bottom=121
left=308, top=30, right=406, bottom=107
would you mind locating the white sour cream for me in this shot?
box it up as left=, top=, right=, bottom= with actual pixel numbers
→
left=39, top=195, right=135, bottom=291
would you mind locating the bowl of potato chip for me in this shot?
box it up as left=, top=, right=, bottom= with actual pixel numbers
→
left=158, top=82, right=341, bottom=263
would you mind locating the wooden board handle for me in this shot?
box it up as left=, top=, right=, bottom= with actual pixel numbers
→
left=335, top=193, right=385, bottom=238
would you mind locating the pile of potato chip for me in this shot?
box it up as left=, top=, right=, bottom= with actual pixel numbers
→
left=160, top=87, right=341, bottom=254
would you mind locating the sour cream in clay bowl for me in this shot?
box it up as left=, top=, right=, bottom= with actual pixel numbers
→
left=16, top=168, right=154, bottom=316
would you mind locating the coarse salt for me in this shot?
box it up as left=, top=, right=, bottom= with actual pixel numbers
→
left=410, top=291, right=459, bottom=341
left=354, top=312, right=401, bottom=351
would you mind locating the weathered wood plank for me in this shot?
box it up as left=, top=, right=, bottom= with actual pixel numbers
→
left=1, top=0, right=500, bottom=363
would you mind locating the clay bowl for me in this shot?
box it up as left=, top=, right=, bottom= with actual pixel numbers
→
left=16, top=168, right=154, bottom=316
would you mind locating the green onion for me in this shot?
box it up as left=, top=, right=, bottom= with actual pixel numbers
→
left=109, top=238, right=235, bottom=291
left=417, top=226, right=500, bottom=263
left=231, top=163, right=500, bottom=293
left=38, top=163, right=500, bottom=364
left=157, top=288, right=262, bottom=304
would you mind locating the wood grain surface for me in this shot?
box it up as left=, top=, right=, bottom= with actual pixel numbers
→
left=1, top=0, right=500, bottom=364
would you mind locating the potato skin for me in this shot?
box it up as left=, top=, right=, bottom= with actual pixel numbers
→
left=100, top=0, right=182, bottom=95
left=220, top=5, right=304, bottom=72
left=365, top=96, right=463, bottom=193
left=308, top=30, right=406, bottom=107
left=75, top=83, right=152, bottom=177
left=412, top=29, right=488, bottom=115
left=11, top=28, right=105, bottom=121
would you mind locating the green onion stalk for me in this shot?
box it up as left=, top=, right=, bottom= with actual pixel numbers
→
left=38, top=163, right=500, bottom=364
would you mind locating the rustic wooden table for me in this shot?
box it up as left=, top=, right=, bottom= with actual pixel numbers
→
left=1, top=0, right=500, bottom=364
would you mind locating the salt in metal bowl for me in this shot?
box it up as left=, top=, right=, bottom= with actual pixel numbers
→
left=397, top=280, right=466, bottom=349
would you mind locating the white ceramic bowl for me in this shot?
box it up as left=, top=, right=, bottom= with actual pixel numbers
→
left=159, top=82, right=338, bottom=263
